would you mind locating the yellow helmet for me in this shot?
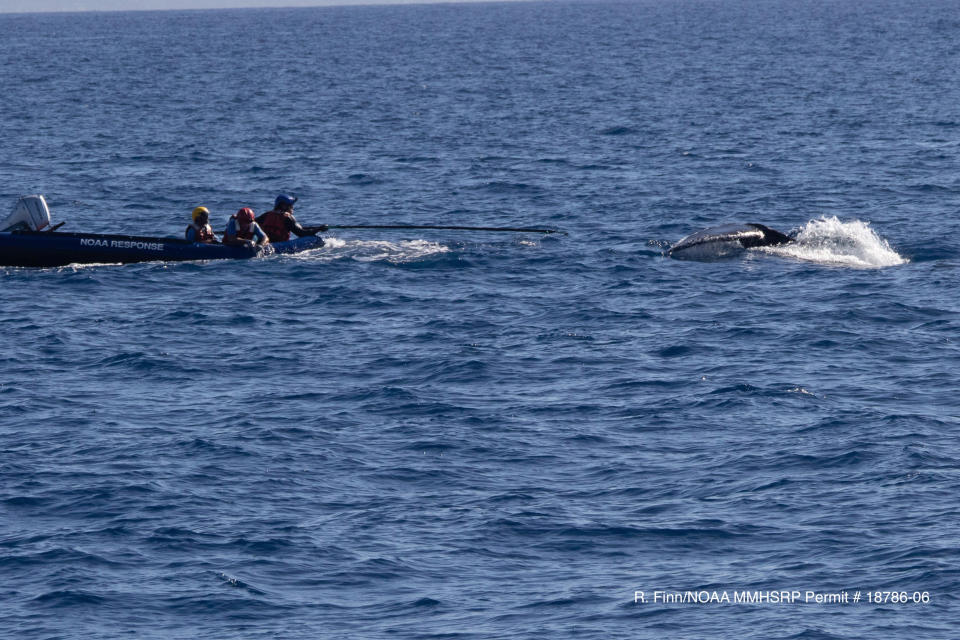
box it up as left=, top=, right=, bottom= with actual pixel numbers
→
left=192, top=206, right=210, bottom=223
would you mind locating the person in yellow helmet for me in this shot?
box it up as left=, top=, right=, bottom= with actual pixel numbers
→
left=185, top=206, right=219, bottom=244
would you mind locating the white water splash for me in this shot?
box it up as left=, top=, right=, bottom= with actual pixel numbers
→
left=292, top=236, right=451, bottom=263
left=763, top=216, right=907, bottom=268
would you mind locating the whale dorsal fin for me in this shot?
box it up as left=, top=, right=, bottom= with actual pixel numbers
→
left=746, top=223, right=793, bottom=246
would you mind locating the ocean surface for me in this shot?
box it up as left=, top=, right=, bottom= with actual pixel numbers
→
left=1, top=1, right=959, bottom=637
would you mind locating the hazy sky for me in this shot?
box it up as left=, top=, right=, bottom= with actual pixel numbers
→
left=0, top=0, right=473, bottom=12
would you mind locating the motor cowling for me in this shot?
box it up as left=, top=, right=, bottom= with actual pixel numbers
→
left=1, top=195, right=52, bottom=232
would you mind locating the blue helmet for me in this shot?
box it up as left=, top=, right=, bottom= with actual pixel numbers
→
left=275, top=194, right=298, bottom=209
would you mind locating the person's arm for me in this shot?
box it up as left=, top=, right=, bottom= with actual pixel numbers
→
left=225, top=235, right=256, bottom=247
left=288, top=214, right=327, bottom=237
left=185, top=226, right=197, bottom=242
left=253, top=223, right=270, bottom=246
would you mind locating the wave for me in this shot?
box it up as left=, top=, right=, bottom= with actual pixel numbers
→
left=763, top=216, right=908, bottom=268
left=291, top=237, right=451, bottom=264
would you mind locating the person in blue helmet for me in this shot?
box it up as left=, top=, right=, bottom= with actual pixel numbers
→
left=256, top=194, right=327, bottom=243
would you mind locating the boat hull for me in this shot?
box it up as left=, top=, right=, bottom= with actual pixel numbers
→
left=0, top=231, right=323, bottom=267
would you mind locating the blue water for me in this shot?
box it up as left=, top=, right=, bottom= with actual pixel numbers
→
left=2, top=1, right=959, bottom=637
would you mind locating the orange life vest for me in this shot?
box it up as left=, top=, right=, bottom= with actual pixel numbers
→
left=229, top=215, right=255, bottom=240
left=259, top=210, right=290, bottom=242
left=186, top=223, right=216, bottom=243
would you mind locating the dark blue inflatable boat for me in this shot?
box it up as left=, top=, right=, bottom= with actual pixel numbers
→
left=0, top=229, right=323, bottom=268
left=0, top=194, right=324, bottom=268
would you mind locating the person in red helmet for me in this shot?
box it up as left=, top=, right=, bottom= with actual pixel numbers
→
left=223, top=207, right=270, bottom=247
left=256, top=194, right=326, bottom=243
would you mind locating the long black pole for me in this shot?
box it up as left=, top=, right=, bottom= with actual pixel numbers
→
left=319, top=224, right=564, bottom=234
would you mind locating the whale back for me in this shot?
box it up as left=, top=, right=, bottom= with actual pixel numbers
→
left=668, top=223, right=792, bottom=260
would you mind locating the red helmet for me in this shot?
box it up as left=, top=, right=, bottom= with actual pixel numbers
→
left=236, top=207, right=255, bottom=224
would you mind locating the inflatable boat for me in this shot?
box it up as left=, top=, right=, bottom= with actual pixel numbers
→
left=0, top=196, right=323, bottom=268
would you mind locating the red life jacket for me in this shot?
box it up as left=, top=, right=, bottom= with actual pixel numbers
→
left=229, top=215, right=255, bottom=240
left=186, top=223, right=216, bottom=243
left=259, top=210, right=290, bottom=242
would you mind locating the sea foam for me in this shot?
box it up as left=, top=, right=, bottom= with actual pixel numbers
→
left=764, top=216, right=908, bottom=268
